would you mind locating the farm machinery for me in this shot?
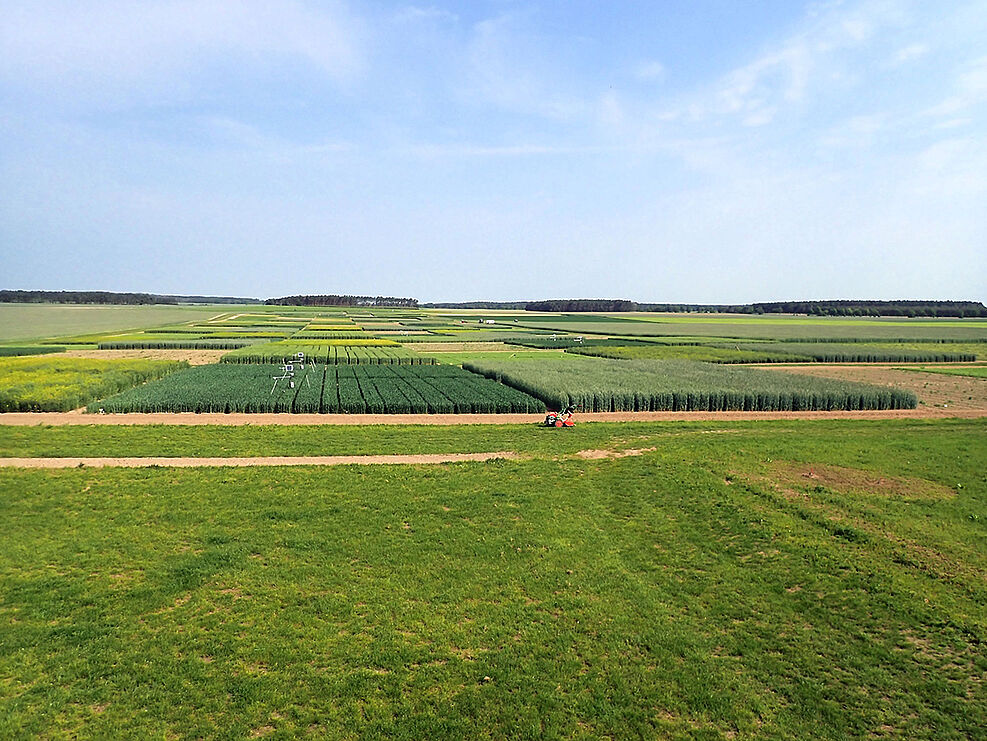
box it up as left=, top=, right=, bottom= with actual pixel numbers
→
left=544, top=404, right=578, bottom=428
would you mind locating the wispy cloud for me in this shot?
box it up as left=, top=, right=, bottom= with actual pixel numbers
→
left=0, top=0, right=364, bottom=105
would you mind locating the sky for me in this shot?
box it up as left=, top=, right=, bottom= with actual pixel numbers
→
left=1, top=0, right=985, bottom=303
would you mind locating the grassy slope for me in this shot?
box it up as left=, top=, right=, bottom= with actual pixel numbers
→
left=1, top=420, right=985, bottom=739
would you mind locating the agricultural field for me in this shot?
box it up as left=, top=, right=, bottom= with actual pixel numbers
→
left=512, top=313, right=987, bottom=341
left=0, top=419, right=984, bottom=738
left=0, top=357, right=186, bottom=412
left=221, top=344, right=434, bottom=365
left=4, top=305, right=985, bottom=417
left=465, top=356, right=918, bottom=412
left=900, top=365, right=987, bottom=379
left=94, top=363, right=544, bottom=414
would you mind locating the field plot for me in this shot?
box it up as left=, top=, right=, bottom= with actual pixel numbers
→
left=0, top=357, right=186, bottom=412
left=465, top=356, right=917, bottom=411
left=221, top=343, right=433, bottom=365
left=0, top=421, right=983, bottom=738
left=0, top=346, right=66, bottom=357
left=93, top=363, right=544, bottom=414
left=902, top=365, right=987, bottom=379
left=566, top=342, right=976, bottom=364
left=514, top=314, right=987, bottom=341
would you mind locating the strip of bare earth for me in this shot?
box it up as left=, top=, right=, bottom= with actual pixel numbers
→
left=0, top=451, right=520, bottom=468
left=0, top=408, right=985, bottom=426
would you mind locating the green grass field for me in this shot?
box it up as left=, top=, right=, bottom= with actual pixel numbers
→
left=0, top=304, right=235, bottom=342
left=899, top=365, right=987, bottom=379
left=1, top=419, right=984, bottom=738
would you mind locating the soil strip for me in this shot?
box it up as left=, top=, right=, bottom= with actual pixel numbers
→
left=1, top=408, right=984, bottom=426
left=0, top=451, right=520, bottom=469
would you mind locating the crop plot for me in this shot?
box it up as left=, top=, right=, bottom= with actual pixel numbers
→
left=464, top=356, right=918, bottom=411
left=221, top=343, right=433, bottom=365
left=94, top=363, right=544, bottom=414
left=0, top=357, right=186, bottom=412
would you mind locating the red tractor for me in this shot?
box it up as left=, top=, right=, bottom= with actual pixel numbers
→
left=544, top=404, right=578, bottom=428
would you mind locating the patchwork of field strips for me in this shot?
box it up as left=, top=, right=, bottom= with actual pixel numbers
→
left=0, top=357, right=186, bottom=412
left=465, top=356, right=918, bottom=411
left=93, top=363, right=545, bottom=414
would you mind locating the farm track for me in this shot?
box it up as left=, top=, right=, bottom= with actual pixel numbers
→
left=0, top=451, right=520, bottom=468
left=0, top=408, right=985, bottom=426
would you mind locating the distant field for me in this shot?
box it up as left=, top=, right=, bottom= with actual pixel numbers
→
left=0, top=304, right=238, bottom=342
left=514, top=314, right=987, bottom=341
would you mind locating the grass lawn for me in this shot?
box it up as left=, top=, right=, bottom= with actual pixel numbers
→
left=0, top=419, right=985, bottom=738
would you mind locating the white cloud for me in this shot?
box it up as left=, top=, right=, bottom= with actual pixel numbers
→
left=634, top=61, right=666, bottom=82
left=924, top=55, right=987, bottom=117
left=891, top=42, right=929, bottom=65
left=463, top=14, right=586, bottom=121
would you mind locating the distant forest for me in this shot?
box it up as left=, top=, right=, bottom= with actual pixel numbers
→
left=521, top=299, right=987, bottom=317
left=265, top=295, right=419, bottom=307
left=4, top=291, right=983, bottom=316
left=0, top=290, right=258, bottom=305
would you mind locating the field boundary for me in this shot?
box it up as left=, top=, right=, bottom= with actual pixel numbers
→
left=1, top=408, right=985, bottom=426
left=0, top=451, right=520, bottom=468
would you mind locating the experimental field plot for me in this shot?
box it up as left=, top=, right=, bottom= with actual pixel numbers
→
left=93, top=363, right=545, bottom=414
left=465, top=356, right=918, bottom=411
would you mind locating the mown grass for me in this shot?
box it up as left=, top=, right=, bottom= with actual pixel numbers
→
left=0, top=420, right=984, bottom=739
left=0, top=418, right=979, bottom=459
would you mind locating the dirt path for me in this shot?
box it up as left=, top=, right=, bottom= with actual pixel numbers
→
left=0, top=451, right=520, bottom=469
left=1, top=408, right=985, bottom=426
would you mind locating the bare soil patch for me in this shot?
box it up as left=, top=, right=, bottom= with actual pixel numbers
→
left=763, top=461, right=954, bottom=501
left=575, top=447, right=658, bottom=460
left=759, top=364, right=987, bottom=411
left=61, top=348, right=227, bottom=366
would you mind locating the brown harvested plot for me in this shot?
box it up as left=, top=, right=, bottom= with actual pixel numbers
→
left=761, top=364, right=987, bottom=411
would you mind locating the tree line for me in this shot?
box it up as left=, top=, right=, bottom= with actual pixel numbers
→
left=522, top=299, right=987, bottom=317
left=0, top=290, right=257, bottom=305
left=265, top=295, right=419, bottom=307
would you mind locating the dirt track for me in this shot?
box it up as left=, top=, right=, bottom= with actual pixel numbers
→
left=0, top=451, right=519, bottom=468
left=0, top=408, right=984, bottom=426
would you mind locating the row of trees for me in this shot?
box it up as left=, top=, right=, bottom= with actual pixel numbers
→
left=265, top=295, right=419, bottom=307
left=0, top=290, right=257, bottom=305
left=522, top=299, right=987, bottom=317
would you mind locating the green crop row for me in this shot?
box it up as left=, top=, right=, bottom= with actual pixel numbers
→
left=1, top=357, right=186, bottom=412
left=98, top=340, right=256, bottom=350
left=726, top=343, right=976, bottom=363
left=509, top=337, right=658, bottom=349
left=0, top=346, right=66, bottom=356
left=463, top=357, right=917, bottom=412
left=567, top=345, right=811, bottom=363
left=93, top=364, right=544, bottom=414
left=220, top=344, right=434, bottom=365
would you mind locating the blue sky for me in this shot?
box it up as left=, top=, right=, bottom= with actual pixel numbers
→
left=1, top=0, right=985, bottom=302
